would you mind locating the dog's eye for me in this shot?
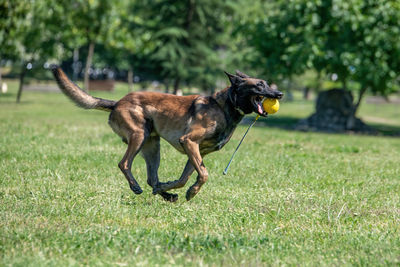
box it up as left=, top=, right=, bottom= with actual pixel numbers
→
left=257, top=81, right=264, bottom=87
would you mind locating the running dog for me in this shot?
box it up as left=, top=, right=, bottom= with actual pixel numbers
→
left=51, top=66, right=283, bottom=202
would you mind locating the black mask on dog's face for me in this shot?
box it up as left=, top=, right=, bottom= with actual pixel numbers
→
left=225, top=70, right=283, bottom=116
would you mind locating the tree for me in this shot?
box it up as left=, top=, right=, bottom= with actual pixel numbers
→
left=103, top=1, right=151, bottom=92
left=343, top=0, right=400, bottom=112
left=0, top=0, right=23, bottom=87
left=136, top=0, right=232, bottom=94
left=0, top=0, right=28, bottom=94
left=235, top=0, right=314, bottom=82
left=58, top=0, right=117, bottom=91
left=306, top=0, right=400, bottom=117
left=237, top=0, right=400, bottom=114
left=0, top=0, right=65, bottom=102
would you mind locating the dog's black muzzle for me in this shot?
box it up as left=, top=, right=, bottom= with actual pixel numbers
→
left=261, top=89, right=284, bottom=100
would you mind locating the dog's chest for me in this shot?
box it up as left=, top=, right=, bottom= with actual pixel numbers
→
left=200, top=124, right=236, bottom=154
left=215, top=130, right=234, bottom=150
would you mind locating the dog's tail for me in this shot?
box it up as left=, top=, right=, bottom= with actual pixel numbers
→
left=51, top=65, right=116, bottom=112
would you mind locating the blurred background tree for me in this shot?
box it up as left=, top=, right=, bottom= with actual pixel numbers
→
left=236, top=0, right=400, bottom=115
left=135, top=0, right=232, bottom=94
left=57, top=0, right=117, bottom=91
left=0, top=0, right=64, bottom=102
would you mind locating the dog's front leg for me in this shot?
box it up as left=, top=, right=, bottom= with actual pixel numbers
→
left=179, top=135, right=208, bottom=201
left=153, top=160, right=195, bottom=194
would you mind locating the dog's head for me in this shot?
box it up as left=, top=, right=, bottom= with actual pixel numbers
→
left=225, top=70, right=283, bottom=116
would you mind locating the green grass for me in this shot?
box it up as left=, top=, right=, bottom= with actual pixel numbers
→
left=1, top=80, right=400, bottom=266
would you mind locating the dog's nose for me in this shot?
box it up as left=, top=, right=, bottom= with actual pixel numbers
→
left=275, top=91, right=284, bottom=99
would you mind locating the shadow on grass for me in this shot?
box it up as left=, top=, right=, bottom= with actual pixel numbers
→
left=366, top=123, right=400, bottom=137
left=243, top=115, right=400, bottom=137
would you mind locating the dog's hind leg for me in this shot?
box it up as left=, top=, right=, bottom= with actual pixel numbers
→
left=153, top=160, right=194, bottom=194
left=141, top=135, right=178, bottom=202
left=118, top=130, right=148, bottom=195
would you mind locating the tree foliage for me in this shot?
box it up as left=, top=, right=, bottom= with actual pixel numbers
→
left=0, top=0, right=65, bottom=102
left=135, top=0, right=233, bottom=92
left=0, top=0, right=64, bottom=63
left=237, top=0, right=400, bottom=107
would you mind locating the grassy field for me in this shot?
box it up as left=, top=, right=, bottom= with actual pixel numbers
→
left=1, top=80, right=399, bottom=266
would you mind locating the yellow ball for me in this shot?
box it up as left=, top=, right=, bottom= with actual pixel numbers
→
left=262, top=98, right=280, bottom=114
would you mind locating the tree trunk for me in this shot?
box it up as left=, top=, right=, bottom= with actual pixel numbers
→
left=346, top=87, right=367, bottom=129
left=72, top=48, right=79, bottom=82
left=383, top=95, right=390, bottom=103
left=285, top=78, right=294, bottom=101
left=84, top=42, right=95, bottom=92
left=297, top=88, right=372, bottom=133
left=173, top=78, right=180, bottom=95
left=353, top=86, right=367, bottom=116
left=185, top=0, right=195, bottom=30
left=0, top=64, right=2, bottom=88
left=303, top=87, right=310, bottom=100
left=164, top=80, right=170, bottom=93
left=16, top=62, right=27, bottom=103
left=127, top=67, right=134, bottom=92
left=315, top=70, right=322, bottom=92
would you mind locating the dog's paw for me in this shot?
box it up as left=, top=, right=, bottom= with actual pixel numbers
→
left=160, top=192, right=178, bottom=202
left=130, top=184, right=143, bottom=194
left=185, top=187, right=197, bottom=201
left=152, top=186, right=162, bottom=195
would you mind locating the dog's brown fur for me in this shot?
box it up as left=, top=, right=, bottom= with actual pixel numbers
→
left=51, top=67, right=282, bottom=202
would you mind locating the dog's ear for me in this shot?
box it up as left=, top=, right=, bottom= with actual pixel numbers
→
left=235, top=70, right=250, bottom=78
left=224, top=71, right=244, bottom=86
